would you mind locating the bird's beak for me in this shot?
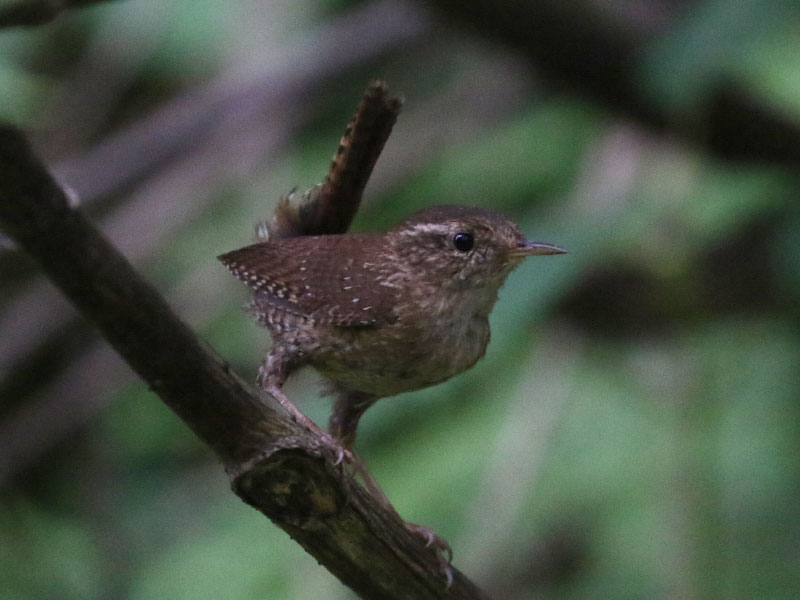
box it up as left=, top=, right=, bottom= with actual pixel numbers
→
left=509, top=240, right=567, bottom=258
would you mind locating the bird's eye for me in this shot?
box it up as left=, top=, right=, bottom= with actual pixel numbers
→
left=452, top=232, right=474, bottom=252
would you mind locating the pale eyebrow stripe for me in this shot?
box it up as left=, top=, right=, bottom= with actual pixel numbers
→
left=399, top=223, right=452, bottom=236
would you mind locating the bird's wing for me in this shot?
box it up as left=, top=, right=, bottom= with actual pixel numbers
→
left=218, top=234, right=397, bottom=327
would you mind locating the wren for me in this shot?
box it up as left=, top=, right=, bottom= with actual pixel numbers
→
left=218, top=204, right=565, bottom=451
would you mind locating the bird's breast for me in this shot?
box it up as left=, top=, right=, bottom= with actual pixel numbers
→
left=310, top=291, right=492, bottom=397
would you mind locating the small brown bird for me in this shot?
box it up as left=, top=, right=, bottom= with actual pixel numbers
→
left=218, top=204, right=565, bottom=452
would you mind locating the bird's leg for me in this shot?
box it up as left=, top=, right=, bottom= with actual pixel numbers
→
left=258, top=346, right=351, bottom=465
left=329, top=389, right=377, bottom=449
left=329, top=390, right=386, bottom=495
left=328, top=391, right=382, bottom=495
left=329, top=389, right=453, bottom=583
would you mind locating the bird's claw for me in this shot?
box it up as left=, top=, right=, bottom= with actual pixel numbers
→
left=313, top=429, right=354, bottom=472
left=406, top=522, right=454, bottom=587
left=333, top=444, right=355, bottom=467
left=333, top=448, right=346, bottom=466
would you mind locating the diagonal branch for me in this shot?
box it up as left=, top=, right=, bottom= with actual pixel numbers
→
left=0, top=121, right=489, bottom=598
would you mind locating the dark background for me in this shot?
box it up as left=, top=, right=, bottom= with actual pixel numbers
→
left=1, top=0, right=799, bottom=598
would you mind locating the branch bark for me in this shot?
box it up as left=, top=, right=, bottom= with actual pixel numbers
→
left=0, top=124, right=489, bottom=599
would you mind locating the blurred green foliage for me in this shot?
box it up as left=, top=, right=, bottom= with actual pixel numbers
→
left=1, top=0, right=799, bottom=599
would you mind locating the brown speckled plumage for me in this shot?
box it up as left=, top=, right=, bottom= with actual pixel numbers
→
left=218, top=205, right=565, bottom=447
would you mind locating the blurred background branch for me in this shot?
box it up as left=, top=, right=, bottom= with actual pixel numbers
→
left=0, top=0, right=113, bottom=29
left=1, top=0, right=799, bottom=598
left=425, top=0, right=800, bottom=166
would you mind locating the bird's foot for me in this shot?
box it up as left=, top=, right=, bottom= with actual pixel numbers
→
left=323, top=441, right=455, bottom=587
left=291, top=415, right=354, bottom=470
left=405, top=522, right=454, bottom=588
left=317, top=428, right=354, bottom=468
left=262, top=383, right=353, bottom=468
